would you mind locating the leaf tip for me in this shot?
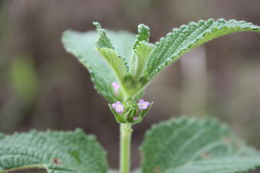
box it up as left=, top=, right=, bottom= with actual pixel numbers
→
left=138, top=24, right=150, bottom=31
left=93, top=21, right=105, bottom=34
left=93, top=21, right=101, bottom=28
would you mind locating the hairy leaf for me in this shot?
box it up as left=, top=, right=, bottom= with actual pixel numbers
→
left=0, top=130, right=107, bottom=173
left=62, top=30, right=135, bottom=102
left=93, top=22, right=114, bottom=49
left=146, top=19, right=260, bottom=82
left=62, top=19, right=260, bottom=103
left=97, top=48, right=128, bottom=83
left=141, top=117, right=260, bottom=173
left=131, top=41, right=154, bottom=77
left=93, top=22, right=129, bottom=83
left=133, top=24, right=150, bottom=49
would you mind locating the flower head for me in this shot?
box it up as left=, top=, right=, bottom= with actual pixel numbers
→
left=112, top=82, right=120, bottom=95
left=137, top=99, right=150, bottom=110
left=112, top=101, right=124, bottom=114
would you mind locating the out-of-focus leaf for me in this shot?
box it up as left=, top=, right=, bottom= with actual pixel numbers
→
left=141, top=117, right=260, bottom=173
left=0, top=130, right=107, bottom=173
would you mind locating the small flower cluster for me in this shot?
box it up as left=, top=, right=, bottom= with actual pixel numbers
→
left=112, top=99, right=150, bottom=114
left=110, top=82, right=152, bottom=123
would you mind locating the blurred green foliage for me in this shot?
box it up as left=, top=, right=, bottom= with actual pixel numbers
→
left=9, top=55, right=39, bottom=102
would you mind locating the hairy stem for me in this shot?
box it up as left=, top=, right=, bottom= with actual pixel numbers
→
left=120, top=123, right=133, bottom=173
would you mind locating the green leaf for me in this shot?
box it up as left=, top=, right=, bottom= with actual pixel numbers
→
left=145, top=19, right=260, bottom=82
left=93, top=22, right=114, bottom=49
left=130, top=24, right=153, bottom=78
left=130, top=41, right=154, bottom=78
left=62, top=29, right=135, bottom=102
left=0, top=129, right=107, bottom=173
left=94, top=22, right=130, bottom=87
left=141, top=117, right=260, bottom=173
left=62, top=19, right=260, bottom=103
left=97, top=48, right=128, bottom=83
left=133, top=24, right=150, bottom=49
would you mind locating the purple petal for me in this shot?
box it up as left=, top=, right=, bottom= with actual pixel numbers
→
left=138, top=99, right=150, bottom=110
left=112, top=82, right=120, bottom=95
left=112, top=101, right=124, bottom=114
left=139, top=99, right=145, bottom=103
left=133, top=116, right=139, bottom=121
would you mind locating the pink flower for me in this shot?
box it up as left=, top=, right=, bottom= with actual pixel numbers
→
left=133, top=116, right=139, bottom=121
left=112, top=82, right=120, bottom=95
left=138, top=99, right=150, bottom=110
left=112, top=101, right=124, bottom=114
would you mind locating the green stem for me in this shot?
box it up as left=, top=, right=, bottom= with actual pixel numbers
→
left=120, top=123, right=133, bottom=173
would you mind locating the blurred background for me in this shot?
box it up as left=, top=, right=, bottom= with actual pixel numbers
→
left=0, top=0, right=260, bottom=170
